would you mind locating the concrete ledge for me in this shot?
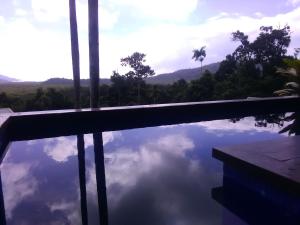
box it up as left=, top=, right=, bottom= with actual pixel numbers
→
left=0, top=109, right=12, bottom=163
left=213, top=136, right=300, bottom=193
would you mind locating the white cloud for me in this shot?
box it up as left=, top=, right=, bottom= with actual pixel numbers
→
left=49, top=200, right=81, bottom=224
left=1, top=162, right=38, bottom=219
left=159, top=117, right=288, bottom=135
left=12, top=0, right=21, bottom=7
left=44, top=137, right=78, bottom=162
left=1, top=4, right=300, bottom=80
left=0, top=16, right=4, bottom=25
left=15, top=8, right=28, bottom=17
left=0, top=1, right=119, bottom=81
left=254, top=12, right=264, bottom=18
left=30, top=0, right=119, bottom=29
left=76, top=1, right=119, bottom=31
left=104, top=134, right=193, bottom=187
left=43, top=132, right=120, bottom=162
left=287, top=0, right=300, bottom=6
left=0, top=17, right=72, bottom=81
left=86, top=133, right=196, bottom=207
left=31, top=0, right=69, bottom=22
left=111, top=0, right=198, bottom=21
left=99, top=6, right=300, bottom=76
left=197, top=117, right=288, bottom=135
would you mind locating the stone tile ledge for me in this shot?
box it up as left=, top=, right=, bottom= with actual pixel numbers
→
left=0, top=108, right=12, bottom=131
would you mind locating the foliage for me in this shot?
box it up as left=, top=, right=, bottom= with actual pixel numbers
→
left=113, top=52, right=155, bottom=103
left=120, top=52, right=155, bottom=80
left=273, top=58, right=300, bottom=135
left=274, top=58, right=300, bottom=96
left=232, top=26, right=291, bottom=65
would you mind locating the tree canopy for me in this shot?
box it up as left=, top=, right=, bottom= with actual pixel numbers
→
left=120, top=52, right=155, bottom=80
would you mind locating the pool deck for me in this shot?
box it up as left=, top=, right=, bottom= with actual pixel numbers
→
left=213, top=136, right=300, bottom=192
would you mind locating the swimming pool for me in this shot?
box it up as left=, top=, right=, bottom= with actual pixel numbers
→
left=0, top=116, right=291, bottom=225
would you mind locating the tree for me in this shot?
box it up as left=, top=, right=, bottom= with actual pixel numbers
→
left=110, top=71, right=127, bottom=105
left=120, top=52, right=155, bottom=103
left=69, top=0, right=81, bottom=109
left=231, top=26, right=291, bottom=69
left=188, top=71, right=215, bottom=101
left=192, top=46, right=206, bottom=73
left=214, top=25, right=292, bottom=97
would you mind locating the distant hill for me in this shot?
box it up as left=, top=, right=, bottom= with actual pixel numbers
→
left=43, top=78, right=111, bottom=86
left=43, top=62, right=220, bottom=86
left=147, top=62, right=220, bottom=84
left=1, top=62, right=220, bottom=86
left=0, top=74, right=19, bottom=83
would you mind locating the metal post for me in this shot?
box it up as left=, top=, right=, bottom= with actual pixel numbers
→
left=0, top=172, right=6, bottom=225
left=93, top=133, right=108, bottom=225
left=69, top=0, right=81, bottom=109
left=77, top=134, right=88, bottom=225
left=88, top=0, right=100, bottom=108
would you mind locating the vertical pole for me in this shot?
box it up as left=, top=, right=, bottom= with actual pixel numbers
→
left=88, top=1, right=108, bottom=224
left=69, top=0, right=81, bottom=109
left=77, top=134, right=88, bottom=225
left=88, top=0, right=100, bottom=108
left=93, top=133, right=108, bottom=225
left=0, top=172, right=6, bottom=225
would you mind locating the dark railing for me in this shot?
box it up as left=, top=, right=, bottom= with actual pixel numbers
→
left=1, top=96, right=299, bottom=142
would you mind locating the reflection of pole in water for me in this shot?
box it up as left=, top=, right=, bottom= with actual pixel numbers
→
left=0, top=172, right=6, bottom=225
left=77, top=134, right=88, bottom=225
left=93, top=133, right=108, bottom=225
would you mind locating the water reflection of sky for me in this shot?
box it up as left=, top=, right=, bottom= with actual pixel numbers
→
left=0, top=117, right=286, bottom=225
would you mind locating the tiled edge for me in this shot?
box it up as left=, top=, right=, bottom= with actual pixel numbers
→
left=0, top=108, right=13, bottom=131
left=212, top=142, right=300, bottom=194
left=0, top=109, right=13, bottom=163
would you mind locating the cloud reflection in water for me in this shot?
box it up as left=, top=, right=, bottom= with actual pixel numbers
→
left=0, top=118, right=286, bottom=225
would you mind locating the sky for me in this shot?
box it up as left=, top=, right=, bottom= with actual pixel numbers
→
left=0, top=0, right=299, bottom=81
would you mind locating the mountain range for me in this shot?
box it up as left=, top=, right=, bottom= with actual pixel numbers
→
left=147, top=62, right=220, bottom=84
left=0, top=74, right=19, bottom=83
left=0, top=62, right=220, bottom=85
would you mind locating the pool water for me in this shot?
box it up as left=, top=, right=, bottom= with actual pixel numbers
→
left=0, top=117, right=289, bottom=224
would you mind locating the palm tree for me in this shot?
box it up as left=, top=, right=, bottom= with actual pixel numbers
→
left=88, top=0, right=99, bottom=108
left=69, top=0, right=81, bottom=109
left=192, top=46, right=206, bottom=73
left=274, top=59, right=300, bottom=97
left=274, top=58, right=300, bottom=135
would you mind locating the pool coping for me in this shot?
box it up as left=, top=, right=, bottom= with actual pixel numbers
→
left=0, top=109, right=12, bottom=162
left=213, top=136, right=300, bottom=193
